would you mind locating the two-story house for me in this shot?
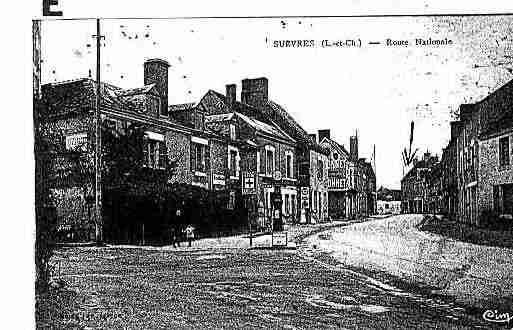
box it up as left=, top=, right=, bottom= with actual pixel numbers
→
left=478, top=83, right=513, bottom=222
left=40, top=58, right=240, bottom=243
left=198, top=85, right=298, bottom=228
left=197, top=78, right=330, bottom=224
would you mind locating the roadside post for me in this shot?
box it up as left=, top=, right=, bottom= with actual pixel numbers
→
left=271, top=171, right=288, bottom=247
left=242, top=171, right=257, bottom=247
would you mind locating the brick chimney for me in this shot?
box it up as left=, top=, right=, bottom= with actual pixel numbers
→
left=350, top=135, right=358, bottom=161
left=226, top=84, right=236, bottom=108
left=450, top=121, right=461, bottom=141
left=241, top=77, right=268, bottom=107
left=144, top=58, right=169, bottom=117
left=318, top=129, right=330, bottom=142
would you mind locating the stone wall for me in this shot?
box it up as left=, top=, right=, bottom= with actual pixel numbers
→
left=479, top=131, right=513, bottom=214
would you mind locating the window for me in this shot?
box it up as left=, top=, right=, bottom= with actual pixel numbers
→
left=194, top=112, right=205, bottom=130
left=317, top=159, right=324, bottom=180
left=264, top=145, right=275, bottom=176
left=190, top=137, right=210, bottom=175
left=193, top=143, right=205, bottom=172
left=228, top=191, right=236, bottom=210
left=65, top=133, right=87, bottom=151
left=144, top=139, right=167, bottom=169
left=228, top=146, right=239, bottom=178
left=285, top=194, right=290, bottom=215
left=333, top=153, right=339, bottom=160
left=229, top=124, right=236, bottom=140
left=499, top=136, right=510, bottom=166
left=285, top=151, right=293, bottom=178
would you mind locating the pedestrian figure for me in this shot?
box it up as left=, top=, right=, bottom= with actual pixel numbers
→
left=184, top=224, right=195, bottom=247
left=170, top=226, right=180, bottom=248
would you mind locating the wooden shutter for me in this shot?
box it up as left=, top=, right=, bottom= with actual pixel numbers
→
left=143, top=140, right=149, bottom=167
left=190, top=143, right=196, bottom=171
left=158, top=141, right=167, bottom=168
left=205, top=144, right=211, bottom=172
left=259, top=148, right=266, bottom=174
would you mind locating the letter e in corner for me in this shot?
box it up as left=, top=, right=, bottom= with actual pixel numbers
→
left=43, top=0, right=62, bottom=16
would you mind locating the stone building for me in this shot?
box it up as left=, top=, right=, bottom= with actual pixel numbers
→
left=197, top=78, right=330, bottom=224
left=376, top=187, right=401, bottom=215
left=477, top=83, right=513, bottom=223
left=40, top=58, right=243, bottom=243
left=401, top=152, right=439, bottom=214
left=199, top=86, right=298, bottom=228
left=319, top=130, right=376, bottom=219
left=438, top=122, right=460, bottom=219
left=455, top=104, right=480, bottom=225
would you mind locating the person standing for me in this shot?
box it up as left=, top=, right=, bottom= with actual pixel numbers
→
left=184, top=224, right=195, bottom=247
left=170, top=226, right=180, bottom=248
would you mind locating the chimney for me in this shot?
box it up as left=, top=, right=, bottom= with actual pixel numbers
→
left=309, top=134, right=317, bottom=143
left=350, top=135, right=358, bottom=161
left=241, top=77, right=268, bottom=107
left=450, top=121, right=460, bottom=141
left=318, top=129, right=330, bottom=142
left=144, top=58, right=170, bottom=117
left=226, top=84, right=236, bottom=108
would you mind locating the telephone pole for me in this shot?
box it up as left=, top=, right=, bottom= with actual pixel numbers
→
left=93, top=19, right=104, bottom=244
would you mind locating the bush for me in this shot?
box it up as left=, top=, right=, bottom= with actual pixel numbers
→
left=35, top=205, right=58, bottom=293
left=479, top=210, right=507, bottom=230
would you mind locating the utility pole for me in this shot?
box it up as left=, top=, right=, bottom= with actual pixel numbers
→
left=373, top=144, right=377, bottom=215
left=93, top=19, right=105, bottom=244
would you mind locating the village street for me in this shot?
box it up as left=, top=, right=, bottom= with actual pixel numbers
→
left=37, top=216, right=499, bottom=329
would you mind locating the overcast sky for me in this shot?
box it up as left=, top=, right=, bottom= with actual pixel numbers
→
left=40, top=16, right=513, bottom=189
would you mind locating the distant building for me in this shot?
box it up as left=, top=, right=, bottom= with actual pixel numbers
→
left=376, top=187, right=401, bottom=215
left=421, top=78, right=513, bottom=226
left=401, top=152, right=439, bottom=214
left=320, top=130, right=376, bottom=219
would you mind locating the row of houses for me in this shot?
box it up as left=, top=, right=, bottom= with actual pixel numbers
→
left=401, top=78, right=513, bottom=227
left=38, top=58, right=376, bottom=243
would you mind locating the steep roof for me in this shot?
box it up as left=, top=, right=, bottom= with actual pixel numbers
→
left=320, top=137, right=349, bottom=158
left=206, top=111, right=295, bottom=144
left=41, top=78, right=157, bottom=116
left=266, top=101, right=330, bottom=155
left=480, top=104, right=513, bottom=138
left=198, top=90, right=329, bottom=155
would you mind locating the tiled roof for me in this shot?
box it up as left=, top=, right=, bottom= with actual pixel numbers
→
left=480, top=104, right=513, bottom=138
left=117, top=84, right=157, bottom=97
left=206, top=111, right=295, bottom=143
left=266, top=101, right=330, bottom=155
left=235, top=112, right=295, bottom=143
left=320, top=137, right=349, bottom=157
left=41, top=78, right=152, bottom=115
left=199, top=90, right=329, bottom=154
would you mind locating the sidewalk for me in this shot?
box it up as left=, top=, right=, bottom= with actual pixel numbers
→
left=110, top=220, right=360, bottom=251
left=306, top=214, right=513, bottom=309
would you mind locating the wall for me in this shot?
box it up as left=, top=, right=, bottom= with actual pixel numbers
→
left=479, top=131, right=513, bottom=215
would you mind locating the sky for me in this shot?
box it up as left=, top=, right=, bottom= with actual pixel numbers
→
left=40, top=16, right=513, bottom=189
